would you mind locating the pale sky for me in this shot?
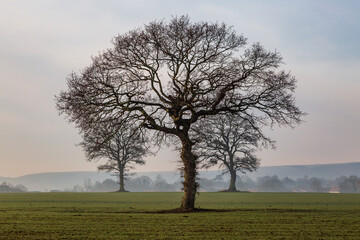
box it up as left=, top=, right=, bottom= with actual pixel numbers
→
left=0, top=0, right=359, bottom=177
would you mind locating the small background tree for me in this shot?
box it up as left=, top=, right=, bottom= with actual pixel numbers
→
left=0, top=182, right=28, bottom=193
left=194, top=115, right=271, bottom=191
left=80, top=125, right=148, bottom=192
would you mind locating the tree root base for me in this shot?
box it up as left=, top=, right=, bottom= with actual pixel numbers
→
left=219, top=189, right=250, bottom=192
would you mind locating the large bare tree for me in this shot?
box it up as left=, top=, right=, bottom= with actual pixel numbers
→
left=80, top=125, right=148, bottom=192
left=56, top=16, right=304, bottom=211
left=194, top=115, right=270, bottom=192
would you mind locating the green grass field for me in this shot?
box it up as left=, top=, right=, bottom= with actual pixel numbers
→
left=0, top=192, right=359, bottom=239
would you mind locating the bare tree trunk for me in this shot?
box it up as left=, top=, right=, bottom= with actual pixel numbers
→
left=118, top=169, right=126, bottom=192
left=228, top=170, right=237, bottom=192
left=180, top=137, right=197, bottom=211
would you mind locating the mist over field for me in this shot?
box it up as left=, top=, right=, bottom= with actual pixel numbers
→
left=1, top=162, right=359, bottom=192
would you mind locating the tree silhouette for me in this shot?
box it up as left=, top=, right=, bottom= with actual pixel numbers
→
left=56, top=16, right=304, bottom=211
left=80, top=125, right=148, bottom=192
left=194, top=115, right=271, bottom=191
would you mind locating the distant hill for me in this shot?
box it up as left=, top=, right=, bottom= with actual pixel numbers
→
left=246, top=162, right=360, bottom=179
left=1, top=162, right=359, bottom=192
left=0, top=177, right=8, bottom=183
left=0, top=172, right=117, bottom=192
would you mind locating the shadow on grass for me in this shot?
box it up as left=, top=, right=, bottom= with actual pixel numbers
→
left=218, top=190, right=251, bottom=193
left=150, top=208, right=238, bottom=213
left=127, top=208, right=327, bottom=214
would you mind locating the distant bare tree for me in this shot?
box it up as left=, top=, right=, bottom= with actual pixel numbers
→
left=80, top=125, right=148, bottom=192
left=83, top=178, right=93, bottom=192
left=72, top=184, right=84, bottom=192
left=309, top=177, right=322, bottom=192
left=56, top=16, right=304, bottom=211
left=258, top=175, right=286, bottom=192
left=194, top=115, right=270, bottom=191
left=348, top=175, right=359, bottom=193
left=0, top=182, right=27, bottom=193
left=338, top=175, right=359, bottom=193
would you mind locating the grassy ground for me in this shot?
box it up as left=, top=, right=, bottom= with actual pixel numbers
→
left=0, top=192, right=359, bottom=239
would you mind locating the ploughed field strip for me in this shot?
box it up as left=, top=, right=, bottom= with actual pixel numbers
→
left=0, top=192, right=359, bottom=239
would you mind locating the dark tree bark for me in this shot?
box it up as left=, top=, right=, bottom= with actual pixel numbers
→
left=118, top=168, right=126, bottom=192
left=228, top=169, right=237, bottom=192
left=56, top=16, right=305, bottom=211
left=180, top=136, right=197, bottom=210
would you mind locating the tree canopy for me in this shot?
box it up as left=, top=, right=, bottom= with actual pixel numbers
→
left=56, top=16, right=304, bottom=211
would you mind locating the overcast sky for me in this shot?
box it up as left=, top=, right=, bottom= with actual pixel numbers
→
left=1, top=0, right=359, bottom=177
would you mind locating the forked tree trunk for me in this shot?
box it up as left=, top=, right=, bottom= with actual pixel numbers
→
left=228, top=170, right=237, bottom=192
left=180, top=137, right=197, bottom=211
left=118, top=169, right=126, bottom=192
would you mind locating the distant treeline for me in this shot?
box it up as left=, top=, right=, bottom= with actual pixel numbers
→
left=66, top=175, right=360, bottom=193
left=3, top=175, right=359, bottom=193
left=0, top=182, right=27, bottom=193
